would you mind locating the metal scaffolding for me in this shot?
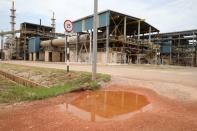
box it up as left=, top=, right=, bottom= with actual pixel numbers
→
left=68, top=10, right=159, bottom=64
left=152, top=30, right=197, bottom=66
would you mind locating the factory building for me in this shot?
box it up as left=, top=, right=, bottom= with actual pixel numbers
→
left=153, top=30, right=197, bottom=66
left=0, top=1, right=196, bottom=66
left=32, top=10, right=160, bottom=64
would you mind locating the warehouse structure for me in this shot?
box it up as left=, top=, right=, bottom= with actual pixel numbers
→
left=38, top=10, right=160, bottom=64
left=153, top=30, right=197, bottom=66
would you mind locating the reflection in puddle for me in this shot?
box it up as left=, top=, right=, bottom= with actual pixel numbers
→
left=58, top=91, right=151, bottom=122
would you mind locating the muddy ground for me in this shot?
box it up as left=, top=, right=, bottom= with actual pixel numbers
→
left=0, top=61, right=197, bottom=131
left=0, top=84, right=197, bottom=131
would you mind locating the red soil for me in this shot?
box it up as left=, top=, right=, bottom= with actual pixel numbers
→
left=0, top=84, right=197, bottom=131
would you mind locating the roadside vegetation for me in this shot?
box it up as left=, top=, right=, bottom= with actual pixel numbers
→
left=0, top=63, right=111, bottom=104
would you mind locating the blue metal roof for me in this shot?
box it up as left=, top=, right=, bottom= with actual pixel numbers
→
left=73, top=11, right=110, bottom=32
left=72, top=10, right=159, bottom=33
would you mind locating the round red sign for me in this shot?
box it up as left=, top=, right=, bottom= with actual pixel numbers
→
left=64, top=20, right=73, bottom=32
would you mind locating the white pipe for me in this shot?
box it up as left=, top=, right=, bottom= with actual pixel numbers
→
left=40, top=34, right=89, bottom=47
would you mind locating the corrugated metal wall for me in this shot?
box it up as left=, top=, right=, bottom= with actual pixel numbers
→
left=99, top=12, right=109, bottom=28
left=161, top=45, right=171, bottom=53
left=84, top=17, right=93, bottom=31
left=28, top=37, right=40, bottom=53
left=153, top=37, right=172, bottom=54
left=160, top=39, right=172, bottom=53
left=73, top=21, right=82, bottom=32
left=73, top=11, right=110, bottom=32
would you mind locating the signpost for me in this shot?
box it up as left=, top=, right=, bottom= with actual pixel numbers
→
left=64, top=20, right=73, bottom=72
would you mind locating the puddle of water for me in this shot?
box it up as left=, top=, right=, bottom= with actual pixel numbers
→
left=58, top=91, right=151, bottom=122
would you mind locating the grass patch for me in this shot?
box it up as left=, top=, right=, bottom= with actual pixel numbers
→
left=0, top=83, right=74, bottom=103
left=0, top=71, right=111, bottom=104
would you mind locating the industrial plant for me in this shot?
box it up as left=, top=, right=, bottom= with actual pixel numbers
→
left=0, top=1, right=196, bottom=66
left=0, top=1, right=197, bottom=130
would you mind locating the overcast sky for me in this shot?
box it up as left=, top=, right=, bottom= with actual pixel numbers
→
left=0, top=0, right=197, bottom=33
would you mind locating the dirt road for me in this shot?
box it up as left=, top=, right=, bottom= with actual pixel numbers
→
left=0, top=61, right=197, bottom=131
left=1, top=60, right=197, bottom=101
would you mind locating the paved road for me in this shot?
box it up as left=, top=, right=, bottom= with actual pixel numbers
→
left=1, top=60, right=197, bottom=101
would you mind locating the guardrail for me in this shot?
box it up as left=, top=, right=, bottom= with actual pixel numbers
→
left=0, top=70, right=48, bottom=88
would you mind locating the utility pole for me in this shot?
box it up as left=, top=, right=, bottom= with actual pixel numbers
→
left=92, top=0, right=98, bottom=81
left=89, top=30, right=92, bottom=64
left=137, top=20, right=141, bottom=41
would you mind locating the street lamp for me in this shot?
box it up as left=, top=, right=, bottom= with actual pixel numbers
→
left=92, top=0, right=98, bottom=80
